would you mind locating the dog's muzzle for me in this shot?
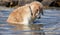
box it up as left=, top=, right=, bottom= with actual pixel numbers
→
left=37, top=14, right=41, bottom=19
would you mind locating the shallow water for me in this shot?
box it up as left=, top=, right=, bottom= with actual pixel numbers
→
left=0, top=7, right=60, bottom=35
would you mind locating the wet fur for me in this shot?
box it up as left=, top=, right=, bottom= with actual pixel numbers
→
left=7, top=1, right=43, bottom=25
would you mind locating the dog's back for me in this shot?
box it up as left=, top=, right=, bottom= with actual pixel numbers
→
left=7, top=5, right=31, bottom=25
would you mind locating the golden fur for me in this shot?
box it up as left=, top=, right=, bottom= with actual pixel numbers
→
left=7, top=1, right=43, bottom=25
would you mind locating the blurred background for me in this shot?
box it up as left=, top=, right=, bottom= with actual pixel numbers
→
left=0, top=0, right=60, bottom=8
left=0, top=0, right=60, bottom=35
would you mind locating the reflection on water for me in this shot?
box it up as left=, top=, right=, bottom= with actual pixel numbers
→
left=8, top=23, right=45, bottom=35
left=0, top=7, right=60, bottom=35
left=0, top=22, right=45, bottom=35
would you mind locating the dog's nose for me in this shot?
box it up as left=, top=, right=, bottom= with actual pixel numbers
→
left=37, top=16, right=41, bottom=19
left=37, top=15, right=41, bottom=19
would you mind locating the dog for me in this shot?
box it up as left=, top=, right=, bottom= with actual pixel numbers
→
left=7, top=1, right=43, bottom=25
left=7, top=1, right=44, bottom=34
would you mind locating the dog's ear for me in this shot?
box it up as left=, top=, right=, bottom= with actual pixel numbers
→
left=39, top=6, right=43, bottom=15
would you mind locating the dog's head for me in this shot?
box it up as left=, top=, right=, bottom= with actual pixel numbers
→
left=29, top=1, right=43, bottom=20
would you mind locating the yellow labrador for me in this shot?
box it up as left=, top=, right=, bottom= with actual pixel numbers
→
left=7, top=1, right=43, bottom=25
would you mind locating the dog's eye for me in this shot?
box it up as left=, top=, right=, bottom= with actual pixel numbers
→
left=36, top=9, right=38, bottom=12
left=37, top=9, right=39, bottom=13
left=35, top=9, right=38, bottom=13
